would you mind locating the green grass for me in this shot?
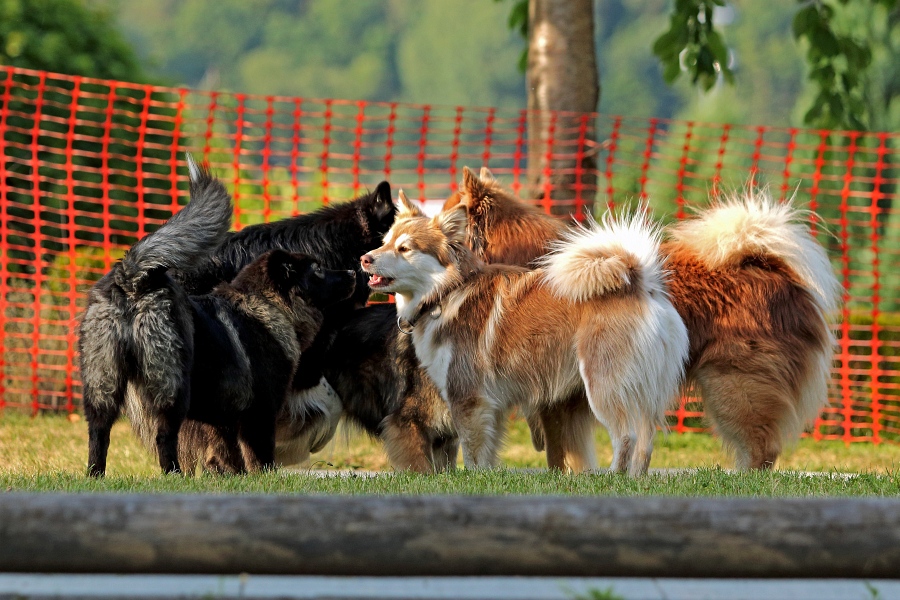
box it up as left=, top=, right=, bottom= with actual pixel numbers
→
left=2, top=466, right=899, bottom=496
left=2, top=411, right=899, bottom=495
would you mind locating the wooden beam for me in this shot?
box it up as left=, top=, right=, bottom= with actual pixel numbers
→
left=1, top=493, right=899, bottom=577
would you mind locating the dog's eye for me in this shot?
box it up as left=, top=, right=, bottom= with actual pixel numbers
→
left=398, top=245, right=410, bottom=254
left=315, top=267, right=325, bottom=279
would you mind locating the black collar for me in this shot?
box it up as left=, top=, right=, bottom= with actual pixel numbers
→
left=396, top=268, right=469, bottom=336
left=397, top=299, right=442, bottom=335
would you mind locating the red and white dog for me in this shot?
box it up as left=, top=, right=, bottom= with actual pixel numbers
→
left=361, top=174, right=688, bottom=475
left=444, top=167, right=841, bottom=470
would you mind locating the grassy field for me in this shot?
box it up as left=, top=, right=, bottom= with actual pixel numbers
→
left=2, top=411, right=899, bottom=495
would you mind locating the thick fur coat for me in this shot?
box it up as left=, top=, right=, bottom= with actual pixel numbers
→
left=322, top=303, right=458, bottom=472
left=172, top=182, right=396, bottom=468
left=362, top=181, right=689, bottom=475
left=79, top=158, right=357, bottom=475
left=445, top=168, right=841, bottom=469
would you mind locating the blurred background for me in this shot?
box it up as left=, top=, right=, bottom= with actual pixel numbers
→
left=2, top=0, right=899, bottom=438
left=2, top=0, right=866, bottom=127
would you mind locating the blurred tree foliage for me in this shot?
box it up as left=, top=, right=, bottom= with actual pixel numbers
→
left=654, top=0, right=900, bottom=131
left=0, top=0, right=179, bottom=260
left=0, top=0, right=145, bottom=81
left=114, top=0, right=527, bottom=108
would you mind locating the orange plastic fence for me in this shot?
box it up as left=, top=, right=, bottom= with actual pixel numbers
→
left=1, top=66, right=897, bottom=443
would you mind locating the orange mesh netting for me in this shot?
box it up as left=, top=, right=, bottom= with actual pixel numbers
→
left=1, top=66, right=896, bottom=443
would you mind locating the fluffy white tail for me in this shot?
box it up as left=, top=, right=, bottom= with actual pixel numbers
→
left=538, top=210, right=668, bottom=303
left=668, top=189, right=842, bottom=314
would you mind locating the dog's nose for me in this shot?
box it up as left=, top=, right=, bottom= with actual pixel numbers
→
left=360, top=254, right=373, bottom=269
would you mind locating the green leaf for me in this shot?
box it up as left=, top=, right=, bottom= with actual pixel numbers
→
left=508, top=0, right=528, bottom=38
left=841, top=71, right=858, bottom=91
left=675, top=0, right=698, bottom=14
left=827, top=92, right=845, bottom=121
left=662, top=56, right=683, bottom=83
left=652, top=26, right=688, bottom=59
left=706, top=29, right=729, bottom=64
left=792, top=5, right=820, bottom=39
left=811, top=25, right=840, bottom=57
left=810, top=64, right=836, bottom=86
left=804, top=93, right=827, bottom=125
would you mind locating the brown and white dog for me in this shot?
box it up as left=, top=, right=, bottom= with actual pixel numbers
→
left=361, top=183, right=689, bottom=475
left=444, top=167, right=841, bottom=470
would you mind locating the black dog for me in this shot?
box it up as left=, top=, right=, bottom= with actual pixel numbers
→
left=79, top=158, right=357, bottom=475
left=171, top=180, right=396, bottom=468
left=323, top=303, right=458, bottom=472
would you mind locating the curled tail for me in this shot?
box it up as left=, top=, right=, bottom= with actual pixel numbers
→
left=115, top=155, right=233, bottom=295
left=537, top=210, right=668, bottom=303
left=668, top=188, right=842, bottom=314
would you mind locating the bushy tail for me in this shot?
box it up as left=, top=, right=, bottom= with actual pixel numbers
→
left=537, top=210, right=668, bottom=303
left=668, top=188, right=842, bottom=314
left=115, top=155, right=233, bottom=295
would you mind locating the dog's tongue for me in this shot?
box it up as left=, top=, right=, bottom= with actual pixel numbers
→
left=369, top=274, right=385, bottom=286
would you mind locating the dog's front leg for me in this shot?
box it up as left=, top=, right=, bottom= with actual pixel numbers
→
left=448, top=394, right=501, bottom=468
left=238, top=413, right=277, bottom=472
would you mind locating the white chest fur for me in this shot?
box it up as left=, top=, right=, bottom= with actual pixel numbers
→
left=412, top=312, right=453, bottom=400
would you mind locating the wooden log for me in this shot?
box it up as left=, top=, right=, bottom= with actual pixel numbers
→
left=1, top=493, right=899, bottom=577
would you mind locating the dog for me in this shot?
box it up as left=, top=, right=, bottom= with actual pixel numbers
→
left=361, top=185, right=689, bottom=475
left=444, top=167, right=841, bottom=470
left=79, top=157, right=357, bottom=476
left=322, top=303, right=458, bottom=472
left=171, top=180, right=396, bottom=468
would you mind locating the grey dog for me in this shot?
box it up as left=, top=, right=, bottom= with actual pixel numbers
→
left=79, top=156, right=356, bottom=476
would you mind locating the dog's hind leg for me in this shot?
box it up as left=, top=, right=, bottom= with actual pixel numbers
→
left=697, top=369, right=787, bottom=470
left=80, top=310, right=129, bottom=477
left=84, top=391, right=124, bottom=478
left=154, top=398, right=187, bottom=474
left=604, top=420, right=635, bottom=474
left=538, top=391, right=598, bottom=472
left=629, top=419, right=656, bottom=477
left=576, top=357, right=633, bottom=473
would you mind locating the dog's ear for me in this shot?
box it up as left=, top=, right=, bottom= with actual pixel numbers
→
left=435, top=205, right=468, bottom=244
left=372, top=181, right=395, bottom=220
left=460, top=166, right=480, bottom=194
left=479, top=166, right=495, bottom=181
left=460, top=166, right=492, bottom=209
left=267, top=249, right=299, bottom=285
left=441, top=191, right=466, bottom=212
left=459, top=167, right=496, bottom=214
left=396, top=189, right=425, bottom=219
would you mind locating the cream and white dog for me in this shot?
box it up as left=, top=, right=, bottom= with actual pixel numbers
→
left=361, top=171, right=689, bottom=475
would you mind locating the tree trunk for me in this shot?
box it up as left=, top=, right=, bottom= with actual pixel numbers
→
left=526, top=0, right=599, bottom=217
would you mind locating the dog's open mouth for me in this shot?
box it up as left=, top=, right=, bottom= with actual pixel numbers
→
left=368, top=273, right=395, bottom=289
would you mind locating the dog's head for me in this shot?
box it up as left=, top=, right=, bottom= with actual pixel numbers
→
left=442, top=166, right=566, bottom=267
left=440, top=166, right=508, bottom=260
left=232, top=250, right=356, bottom=315
left=266, top=250, right=357, bottom=310
left=360, top=190, right=471, bottom=301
